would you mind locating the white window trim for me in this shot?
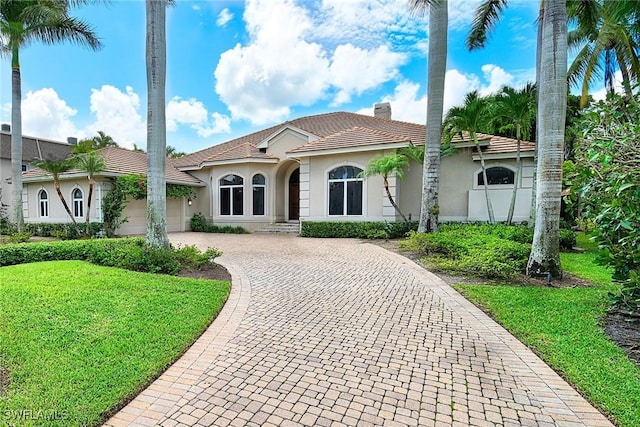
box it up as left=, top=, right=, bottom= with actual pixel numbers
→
left=251, top=172, right=267, bottom=217
left=472, top=164, right=517, bottom=190
left=38, top=188, right=49, bottom=218
left=326, top=164, right=366, bottom=217
left=218, top=173, right=245, bottom=217
left=72, top=187, right=84, bottom=218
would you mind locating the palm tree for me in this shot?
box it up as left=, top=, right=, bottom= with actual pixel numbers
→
left=166, top=145, right=185, bottom=158
left=445, top=91, right=496, bottom=224
left=145, top=0, right=169, bottom=249
left=359, top=153, right=410, bottom=223
left=492, top=83, right=536, bottom=224
left=0, top=0, right=101, bottom=231
left=72, top=130, right=118, bottom=154
left=32, top=158, right=77, bottom=224
left=73, top=151, right=106, bottom=235
left=526, top=0, right=567, bottom=280
left=410, top=0, right=448, bottom=233
left=568, top=0, right=640, bottom=107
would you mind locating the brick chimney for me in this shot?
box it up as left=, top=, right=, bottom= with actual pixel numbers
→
left=374, top=102, right=391, bottom=120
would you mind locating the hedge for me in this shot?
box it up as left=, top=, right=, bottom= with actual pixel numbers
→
left=300, top=221, right=418, bottom=239
left=0, top=238, right=221, bottom=275
left=190, top=213, right=248, bottom=234
left=24, top=222, right=104, bottom=239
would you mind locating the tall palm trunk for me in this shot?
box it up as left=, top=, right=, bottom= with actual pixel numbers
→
left=527, top=0, right=567, bottom=279
left=11, top=45, right=24, bottom=231
left=418, top=0, right=448, bottom=233
left=145, top=0, right=169, bottom=249
left=530, top=3, right=543, bottom=227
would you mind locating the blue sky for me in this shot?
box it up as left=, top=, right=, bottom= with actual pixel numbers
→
left=0, top=0, right=543, bottom=153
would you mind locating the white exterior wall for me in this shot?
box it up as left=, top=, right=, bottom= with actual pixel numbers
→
left=199, top=162, right=280, bottom=232
left=117, top=197, right=186, bottom=236
left=301, top=152, right=391, bottom=222
left=24, top=178, right=190, bottom=235
left=398, top=147, right=535, bottom=223
left=24, top=179, right=99, bottom=224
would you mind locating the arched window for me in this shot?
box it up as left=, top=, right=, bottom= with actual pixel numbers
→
left=477, top=167, right=515, bottom=186
left=252, top=174, right=266, bottom=216
left=39, top=189, right=49, bottom=218
left=328, top=166, right=363, bottom=216
left=220, top=174, right=243, bottom=216
left=73, top=188, right=84, bottom=218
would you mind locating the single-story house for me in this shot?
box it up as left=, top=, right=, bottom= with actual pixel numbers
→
left=20, top=103, right=536, bottom=234
left=1, top=124, right=74, bottom=217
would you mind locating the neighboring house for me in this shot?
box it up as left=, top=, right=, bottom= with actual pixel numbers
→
left=22, top=147, right=204, bottom=235
left=20, top=103, right=536, bottom=235
left=0, top=125, right=73, bottom=218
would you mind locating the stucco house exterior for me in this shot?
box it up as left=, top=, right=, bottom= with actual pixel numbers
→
left=19, top=104, right=535, bottom=235
left=1, top=125, right=73, bottom=219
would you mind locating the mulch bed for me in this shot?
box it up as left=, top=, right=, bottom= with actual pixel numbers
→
left=178, top=263, right=232, bottom=282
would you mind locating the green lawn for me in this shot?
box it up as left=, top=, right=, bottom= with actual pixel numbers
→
left=0, top=260, right=230, bottom=427
left=455, top=234, right=640, bottom=427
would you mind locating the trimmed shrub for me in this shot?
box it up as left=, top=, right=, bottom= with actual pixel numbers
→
left=400, top=226, right=532, bottom=280
left=24, top=222, right=104, bottom=239
left=300, top=221, right=418, bottom=239
left=0, top=238, right=221, bottom=276
left=190, top=213, right=248, bottom=234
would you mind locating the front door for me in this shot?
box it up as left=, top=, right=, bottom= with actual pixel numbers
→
left=288, top=168, right=300, bottom=221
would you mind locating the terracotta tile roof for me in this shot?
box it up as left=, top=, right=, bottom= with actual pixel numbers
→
left=1, top=131, right=73, bottom=162
left=175, top=112, right=426, bottom=168
left=151, top=112, right=537, bottom=169
left=23, top=146, right=203, bottom=186
left=288, top=126, right=411, bottom=154
left=477, top=133, right=536, bottom=154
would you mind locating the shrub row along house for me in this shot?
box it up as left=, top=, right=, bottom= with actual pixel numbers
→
left=5, top=104, right=535, bottom=234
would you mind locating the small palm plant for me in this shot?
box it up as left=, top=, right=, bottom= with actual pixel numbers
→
left=73, top=151, right=106, bottom=235
left=445, top=91, right=496, bottom=224
left=359, top=153, right=410, bottom=223
left=32, top=158, right=78, bottom=224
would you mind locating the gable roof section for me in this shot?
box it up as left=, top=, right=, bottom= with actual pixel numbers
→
left=287, top=126, right=412, bottom=156
left=0, top=131, right=73, bottom=162
left=175, top=112, right=427, bottom=169
left=175, top=111, right=535, bottom=168
left=23, top=147, right=203, bottom=186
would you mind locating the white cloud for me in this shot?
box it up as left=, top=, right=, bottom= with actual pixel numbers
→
left=357, top=64, right=528, bottom=125
left=330, top=44, right=406, bottom=105
left=86, top=85, right=146, bottom=149
left=214, top=0, right=412, bottom=125
left=19, top=88, right=81, bottom=142
left=356, top=81, right=427, bottom=124
left=167, top=96, right=231, bottom=137
left=478, top=64, right=515, bottom=95
left=216, top=8, right=233, bottom=27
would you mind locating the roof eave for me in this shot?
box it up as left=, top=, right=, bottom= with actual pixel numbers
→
left=256, top=125, right=319, bottom=149
left=287, top=141, right=411, bottom=158
left=179, top=158, right=280, bottom=170
left=472, top=151, right=535, bottom=161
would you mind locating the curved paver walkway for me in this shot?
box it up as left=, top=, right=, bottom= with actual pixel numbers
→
left=106, top=233, right=613, bottom=427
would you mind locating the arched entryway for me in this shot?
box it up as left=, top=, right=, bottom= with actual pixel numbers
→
left=288, top=168, right=300, bottom=221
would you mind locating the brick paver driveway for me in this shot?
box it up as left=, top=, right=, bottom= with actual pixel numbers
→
left=106, top=233, right=612, bottom=427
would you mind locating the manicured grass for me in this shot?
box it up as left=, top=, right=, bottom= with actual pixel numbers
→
left=454, top=234, right=640, bottom=427
left=0, top=261, right=230, bottom=427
